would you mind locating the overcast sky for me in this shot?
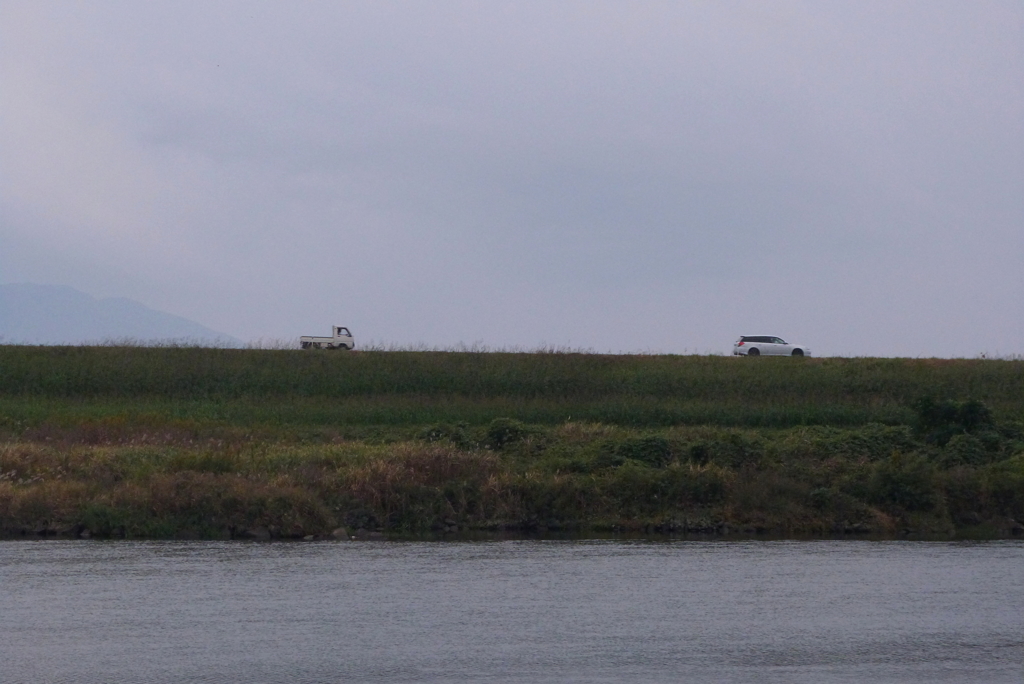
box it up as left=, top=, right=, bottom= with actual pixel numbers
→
left=2, top=1, right=1022, bottom=356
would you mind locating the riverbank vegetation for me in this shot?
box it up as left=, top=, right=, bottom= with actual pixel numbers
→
left=1, top=346, right=1022, bottom=539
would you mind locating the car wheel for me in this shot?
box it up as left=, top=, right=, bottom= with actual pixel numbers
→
left=747, top=348, right=760, bottom=357
left=791, top=349, right=804, bottom=357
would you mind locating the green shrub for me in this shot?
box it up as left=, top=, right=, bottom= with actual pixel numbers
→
left=344, top=508, right=378, bottom=530
left=941, top=466, right=988, bottom=523
left=835, top=424, right=917, bottom=461
left=686, top=434, right=763, bottom=468
left=590, top=450, right=627, bottom=470
left=941, top=434, right=991, bottom=467
left=985, top=456, right=1024, bottom=520
left=676, top=466, right=727, bottom=505
left=808, top=487, right=833, bottom=510
left=780, top=424, right=917, bottom=462
left=914, top=397, right=994, bottom=446
left=418, top=423, right=470, bottom=448
left=615, top=436, right=674, bottom=467
left=485, top=418, right=532, bottom=449
left=688, top=442, right=711, bottom=465
left=870, top=452, right=941, bottom=511
left=78, top=503, right=182, bottom=538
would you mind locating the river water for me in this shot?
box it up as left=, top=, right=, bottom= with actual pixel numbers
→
left=0, top=539, right=1020, bottom=683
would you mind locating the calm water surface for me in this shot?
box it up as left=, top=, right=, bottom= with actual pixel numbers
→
left=1, top=540, right=1021, bottom=683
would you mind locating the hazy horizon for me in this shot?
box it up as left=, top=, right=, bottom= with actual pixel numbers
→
left=2, top=2, right=1022, bottom=357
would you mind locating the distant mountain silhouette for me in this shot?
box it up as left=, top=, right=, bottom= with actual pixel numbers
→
left=0, top=283, right=241, bottom=346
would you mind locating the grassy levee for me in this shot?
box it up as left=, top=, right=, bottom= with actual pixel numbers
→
left=1, top=345, right=1022, bottom=540
left=2, top=345, right=1024, bottom=425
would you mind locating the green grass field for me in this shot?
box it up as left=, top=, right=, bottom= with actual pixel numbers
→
left=1, top=346, right=1022, bottom=539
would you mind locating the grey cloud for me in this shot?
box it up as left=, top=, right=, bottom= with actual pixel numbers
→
left=1, top=1, right=1022, bottom=356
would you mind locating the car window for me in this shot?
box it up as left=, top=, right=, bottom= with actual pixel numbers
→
left=773, top=337, right=785, bottom=344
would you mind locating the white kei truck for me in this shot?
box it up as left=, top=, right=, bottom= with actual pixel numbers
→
left=300, top=326, right=355, bottom=350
